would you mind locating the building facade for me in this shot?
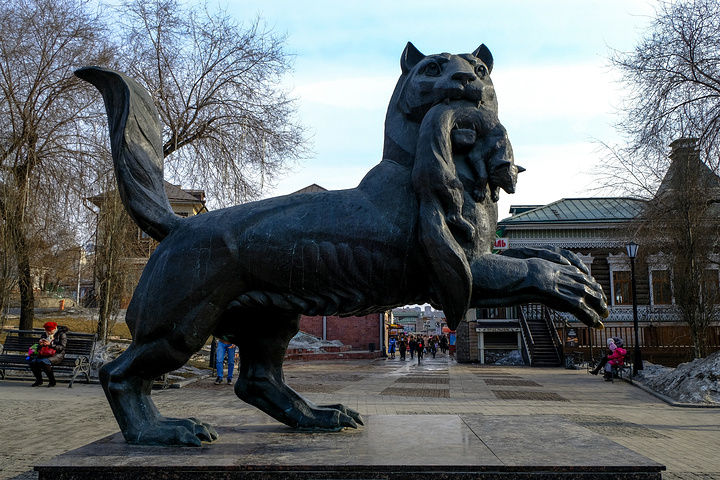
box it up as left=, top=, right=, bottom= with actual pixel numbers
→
left=461, top=139, right=720, bottom=366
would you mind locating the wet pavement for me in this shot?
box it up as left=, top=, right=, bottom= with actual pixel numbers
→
left=1, top=352, right=718, bottom=480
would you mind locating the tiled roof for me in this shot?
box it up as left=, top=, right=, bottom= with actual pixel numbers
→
left=87, top=181, right=205, bottom=207
left=164, top=182, right=203, bottom=204
left=292, top=184, right=327, bottom=194
left=499, top=198, right=646, bottom=224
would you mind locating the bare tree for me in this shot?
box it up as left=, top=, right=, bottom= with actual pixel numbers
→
left=0, top=0, right=114, bottom=329
left=116, top=0, right=309, bottom=206
left=635, top=139, right=720, bottom=358
left=91, top=175, right=143, bottom=343
left=598, top=0, right=720, bottom=196
left=595, top=0, right=720, bottom=359
left=0, top=182, right=18, bottom=326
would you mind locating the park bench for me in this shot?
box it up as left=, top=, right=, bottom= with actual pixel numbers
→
left=611, top=360, right=633, bottom=383
left=0, top=329, right=96, bottom=388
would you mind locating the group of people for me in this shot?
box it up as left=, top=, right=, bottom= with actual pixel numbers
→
left=589, top=337, right=627, bottom=381
left=388, top=334, right=449, bottom=364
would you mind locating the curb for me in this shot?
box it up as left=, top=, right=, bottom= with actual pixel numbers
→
left=626, top=377, right=720, bottom=408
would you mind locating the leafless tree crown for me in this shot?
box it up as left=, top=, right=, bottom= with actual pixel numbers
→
left=599, top=0, right=720, bottom=196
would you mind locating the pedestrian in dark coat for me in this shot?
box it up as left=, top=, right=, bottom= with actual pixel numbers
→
left=398, top=337, right=407, bottom=360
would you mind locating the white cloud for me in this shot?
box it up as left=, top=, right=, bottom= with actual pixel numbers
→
left=294, top=76, right=397, bottom=110
left=241, top=0, right=658, bottom=205
left=495, top=63, right=622, bottom=122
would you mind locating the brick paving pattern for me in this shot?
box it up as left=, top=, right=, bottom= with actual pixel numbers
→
left=483, top=378, right=542, bottom=387
left=1, top=351, right=719, bottom=480
left=491, top=390, right=570, bottom=401
left=394, top=376, right=450, bottom=384
left=380, top=386, right=451, bottom=397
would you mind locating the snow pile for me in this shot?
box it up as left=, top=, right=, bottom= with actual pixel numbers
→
left=288, top=331, right=344, bottom=350
left=92, top=342, right=126, bottom=369
left=637, top=350, right=720, bottom=405
left=492, top=350, right=525, bottom=366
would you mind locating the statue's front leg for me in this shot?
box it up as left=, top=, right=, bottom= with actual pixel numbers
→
left=469, top=253, right=608, bottom=329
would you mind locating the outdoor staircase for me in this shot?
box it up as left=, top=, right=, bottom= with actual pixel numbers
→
left=520, top=305, right=563, bottom=367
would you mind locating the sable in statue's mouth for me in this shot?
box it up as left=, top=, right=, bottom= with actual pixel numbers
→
left=451, top=128, right=476, bottom=152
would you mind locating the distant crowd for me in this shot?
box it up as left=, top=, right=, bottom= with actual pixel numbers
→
left=387, top=334, right=450, bottom=363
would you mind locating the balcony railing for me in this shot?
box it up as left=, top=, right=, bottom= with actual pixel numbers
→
left=557, top=305, right=683, bottom=325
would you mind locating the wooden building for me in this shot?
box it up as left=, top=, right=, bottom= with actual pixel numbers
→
left=457, top=139, right=720, bottom=366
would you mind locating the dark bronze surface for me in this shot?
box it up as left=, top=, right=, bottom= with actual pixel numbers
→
left=36, top=415, right=663, bottom=480
left=75, top=43, right=608, bottom=446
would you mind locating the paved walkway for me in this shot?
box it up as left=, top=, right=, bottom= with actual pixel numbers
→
left=1, top=352, right=718, bottom=480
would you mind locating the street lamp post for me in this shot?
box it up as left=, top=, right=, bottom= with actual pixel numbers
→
left=626, top=242, right=644, bottom=375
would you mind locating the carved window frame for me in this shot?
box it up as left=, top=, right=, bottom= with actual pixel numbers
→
left=647, top=252, right=673, bottom=306
left=702, top=256, right=720, bottom=303
left=607, top=253, right=632, bottom=307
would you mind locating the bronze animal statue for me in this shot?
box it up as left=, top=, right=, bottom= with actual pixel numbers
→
left=75, top=42, right=607, bottom=447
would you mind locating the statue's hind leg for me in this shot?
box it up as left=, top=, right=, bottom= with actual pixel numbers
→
left=230, top=308, right=363, bottom=430
left=100, top=293, right=228, bottom=446
left=100, top=341, right=218, bottom=446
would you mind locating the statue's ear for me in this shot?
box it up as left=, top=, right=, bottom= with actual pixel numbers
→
left=401, top=42, right=425, bottom=74
left=472, top=44, right=494, bottom=74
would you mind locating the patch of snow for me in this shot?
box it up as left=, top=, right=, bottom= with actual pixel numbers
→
left=492, top=350, right=525, bottom=366
left=92, top=342, right=126, bottom=369
left=288, top=331, right=344, bottom=349
left=636, top=351, right=720, bottom=405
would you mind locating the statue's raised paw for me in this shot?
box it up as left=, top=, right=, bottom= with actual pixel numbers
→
left=525, top=257, right=608, bottom=328
left=500, top=246, right=589, bottom=274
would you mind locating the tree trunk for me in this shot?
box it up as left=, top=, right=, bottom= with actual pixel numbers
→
left=96, top=265, right=113, bottom=344
left=8, top=184, right=35, bottom=331
left=16, top=234, right=35, bottom=330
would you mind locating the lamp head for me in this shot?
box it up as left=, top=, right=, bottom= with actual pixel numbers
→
left=626, top=241, right=639, bottom=259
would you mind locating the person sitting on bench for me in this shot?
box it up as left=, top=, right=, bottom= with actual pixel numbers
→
left=603, top=338, right=627, bottom=381
left=28, top=322, right=68, bottom=387
left=590, top=337, right=617, bottom=375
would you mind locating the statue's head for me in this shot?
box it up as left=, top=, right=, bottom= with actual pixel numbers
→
left=392, top=42, right=498, bottom=124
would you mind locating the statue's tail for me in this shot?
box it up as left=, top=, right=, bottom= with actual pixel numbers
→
left=75, top=66, right=180, bottom=241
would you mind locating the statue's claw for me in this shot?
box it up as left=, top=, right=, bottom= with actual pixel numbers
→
left=295, top=405, right=362, bottom=431
left=127, top=417, right=218, bottom=446
left=319, top=404, right=364, bottom=426
left=498, top=246, right=608, bottom=328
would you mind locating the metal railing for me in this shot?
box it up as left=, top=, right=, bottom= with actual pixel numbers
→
left=517, top=307, right=533, bottom=365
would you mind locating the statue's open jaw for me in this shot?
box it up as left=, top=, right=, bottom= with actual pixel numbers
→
left=438, top=96, right=484, bottom=109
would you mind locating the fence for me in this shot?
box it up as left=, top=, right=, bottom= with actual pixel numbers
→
left=559, top=321, right=720, bottom=366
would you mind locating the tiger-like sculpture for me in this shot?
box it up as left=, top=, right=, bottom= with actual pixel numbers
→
left=75, top=42, right=607, bottom=446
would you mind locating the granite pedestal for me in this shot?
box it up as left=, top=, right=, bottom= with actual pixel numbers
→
left=36, top=415, right=664, bottom=480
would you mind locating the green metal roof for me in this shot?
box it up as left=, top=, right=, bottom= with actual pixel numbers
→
left=499, top=197, right=646, bottom=224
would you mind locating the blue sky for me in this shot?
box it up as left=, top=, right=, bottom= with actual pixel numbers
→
left=226, top=0, right=656, bottom=219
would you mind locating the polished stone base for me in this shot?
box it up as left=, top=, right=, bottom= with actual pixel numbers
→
left=35, top=415, right=664, bottom=480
